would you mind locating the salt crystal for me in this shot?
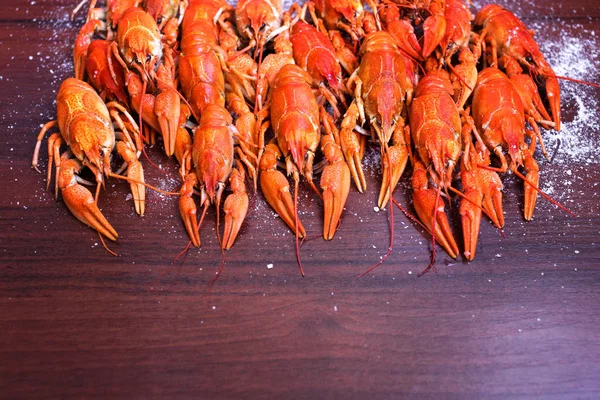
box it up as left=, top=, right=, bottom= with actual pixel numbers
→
left=267, top=263, right=273, bottom=269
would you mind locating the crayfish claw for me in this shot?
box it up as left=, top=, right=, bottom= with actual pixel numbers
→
left=544, top=74, right=562, bottom=131
left=179, top=173, right=200, bottom=248
left=59, top=159, right=118, bottom=241
left=259, top=144, right=306, bottom=238
left=421, top=12, right=446, bottom=58
left=222, top=168, right=249, bottom=250
left=460, top=186, right=482, bottom=261
left=117, top=142, right=145, bottom=216
left=155, top=88, right=180, bottom=157
left=480, top=169, right=504, bottom=229
left=378, top=127, right=409, bottom=208
left=460, top=146, right=504, bottom=260
left=523, top=151, right=539, bottom=221
left=340, top=101, right=366, bottom=192
left=412, top=161, right=459, bottom=259
left=388, top=19, right=424, bottom=61
left=320, top=135, right=351, bottom=240
left=260, top=168, right=306, bottom=238
left=414, top=191, right=459, bottom=259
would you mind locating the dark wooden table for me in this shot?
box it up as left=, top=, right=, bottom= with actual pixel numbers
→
left=1, top=0, right=599, bottom=398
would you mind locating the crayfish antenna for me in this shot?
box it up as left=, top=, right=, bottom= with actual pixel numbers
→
left=98, top=232, right=118, bottom=257
left=293, top=175, right=305, bottom=277
left=512, top=169, right=576, bottom=218
left=357, top=147, right=395, bottom=278
left=392, top=197, right=437, bottom=273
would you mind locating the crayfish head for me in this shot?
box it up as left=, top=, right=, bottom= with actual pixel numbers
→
left=199, top=153, right=228, bottom=204
left=499, top=116, right=525, bottom=167
left=368, top=80, right=403, bottom=144
left=288, top=137, right=310, bottom=174
left=244, top=0, right=281, bottom=45
left=70, top=118, right=115, bottom=176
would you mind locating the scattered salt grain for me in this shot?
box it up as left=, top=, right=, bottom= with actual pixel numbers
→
left=267, top=263, right=273, bottom=269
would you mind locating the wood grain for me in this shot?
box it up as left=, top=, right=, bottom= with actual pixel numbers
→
left=1, top=0, right=599, bottom=398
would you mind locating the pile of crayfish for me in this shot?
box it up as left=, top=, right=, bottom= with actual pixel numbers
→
left=32, top=0, right=571, bottom=270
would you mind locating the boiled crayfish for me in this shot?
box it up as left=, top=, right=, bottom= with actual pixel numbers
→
left=34, top=0, right=582, bottom=275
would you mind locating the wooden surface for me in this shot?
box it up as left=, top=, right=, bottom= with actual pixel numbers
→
left=1, top=0, right=599, bottom=398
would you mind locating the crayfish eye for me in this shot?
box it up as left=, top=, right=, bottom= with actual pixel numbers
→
left=156, top=16, right=163, bottom=25
left=146, top=54, right=152, bottom=62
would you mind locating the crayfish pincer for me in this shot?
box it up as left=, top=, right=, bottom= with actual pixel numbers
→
left=471, top=67, right=541, bottom=221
